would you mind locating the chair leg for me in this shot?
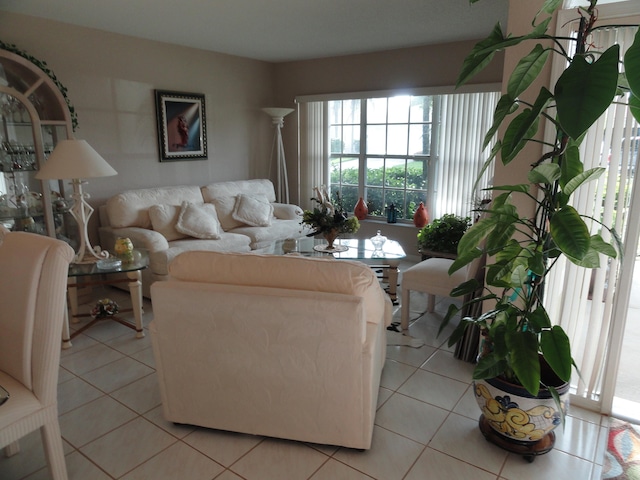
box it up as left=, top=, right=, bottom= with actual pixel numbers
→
left=401, top=288, right=410, bottom=330
left=41, top=421, right=68, bottom=480
left=4, top=441, right=20, bottom=457
left=427, top=294, right=435, bottom=313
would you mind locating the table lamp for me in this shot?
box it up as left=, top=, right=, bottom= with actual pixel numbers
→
left=36, top=139, right=117, bottom=263
left=262, top=107, right=294, bottom=204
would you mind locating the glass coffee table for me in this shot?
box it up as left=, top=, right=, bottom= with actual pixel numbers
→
left=273, top=237, right=406, bottom=303
left=62, top=250, right=148, bottom=348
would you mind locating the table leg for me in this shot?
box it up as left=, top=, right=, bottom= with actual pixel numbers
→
left=67, top=277, right=79, bottom=323
left=387, top=260, right=400, bottom=304
left=127, top=270, right=145, bottom=338
left=61, top=302, right=72, bottom=349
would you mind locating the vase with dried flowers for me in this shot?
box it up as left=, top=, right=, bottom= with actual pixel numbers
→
left=302, top=186, right=360, bottom=250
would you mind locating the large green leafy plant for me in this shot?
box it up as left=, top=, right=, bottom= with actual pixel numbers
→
left=441, top=0, right=640, bottom=397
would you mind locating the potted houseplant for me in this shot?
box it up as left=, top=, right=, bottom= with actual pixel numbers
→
left=301, top=186, right=360, bottom=250
left=417, top=214, right=471, bottom=258
left=439, top=0, right=639, bottom=456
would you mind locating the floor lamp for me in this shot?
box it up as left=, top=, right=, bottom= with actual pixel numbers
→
left=262, top=107, right=294, bottom=204
left=36, top=139, right=117, bottom=263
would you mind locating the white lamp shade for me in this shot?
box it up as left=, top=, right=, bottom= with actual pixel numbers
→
left=262, top=107, right=294, bottom=119
left=36, top=139, right=117, bottom=180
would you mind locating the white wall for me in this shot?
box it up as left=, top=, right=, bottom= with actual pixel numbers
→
left=0, top=11, right=276, bottom=207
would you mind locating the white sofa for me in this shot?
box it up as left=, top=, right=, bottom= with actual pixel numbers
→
left=98, top=179, right=308, bottom=296
left=149, top=250, right=392, bottom=450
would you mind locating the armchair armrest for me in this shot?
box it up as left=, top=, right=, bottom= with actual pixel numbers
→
left=272, top=203, right=303, bottom=220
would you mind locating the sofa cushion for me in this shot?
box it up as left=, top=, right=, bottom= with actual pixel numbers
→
left=106, top=185, right=203, bottom=229
left=175, top=202, right=222, bottom=239
left=201, top=179, right=276, bottom=203
left=232, top=194, right=273, bottom=227
left=230, top=219, right=305, bottom=250
left=210, top=196, right=245, bottom=231
left=148, top=204, right=187, bottom=242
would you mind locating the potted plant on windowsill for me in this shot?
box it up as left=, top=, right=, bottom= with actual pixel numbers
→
left=417, top=214, right=471, bottom=260
left=439, top=0, right=639, bottom=458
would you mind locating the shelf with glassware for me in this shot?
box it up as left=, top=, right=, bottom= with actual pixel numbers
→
left=0, top=47, right=74, bottom=241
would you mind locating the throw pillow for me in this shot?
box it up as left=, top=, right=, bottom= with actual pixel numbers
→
left=231, top=194, right=274, bottom=227
left=210, top=196, right=245, bottom=231
left=175, top=202, right=222, bottom=239
left=148, top=204, right=187, bottom=241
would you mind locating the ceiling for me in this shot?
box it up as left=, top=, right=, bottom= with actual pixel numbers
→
left=0, top=0, right=509, bottom=62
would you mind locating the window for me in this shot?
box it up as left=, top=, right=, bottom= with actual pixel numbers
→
left=299, top=88, right=499, bottom=221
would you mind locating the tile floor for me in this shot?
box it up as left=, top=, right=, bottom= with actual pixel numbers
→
left=0, top=266, right=610, bottom=480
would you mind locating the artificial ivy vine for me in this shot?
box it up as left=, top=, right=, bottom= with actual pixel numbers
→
left=0, top=40, right=78, bottom=130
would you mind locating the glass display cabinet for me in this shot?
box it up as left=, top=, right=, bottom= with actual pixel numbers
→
left=0, top=48, right=74, bottom=241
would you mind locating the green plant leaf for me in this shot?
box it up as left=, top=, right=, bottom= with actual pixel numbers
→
left=473, top=354, right=509, bottom=380
left=449, top=246, right=482, bottom=274
left=439, top=303, right=461, bottom=337
left=562, top=167, right=605, bottom=197
left=450, top=278, right=480, bottom=297
left=549, top=205, right=590, bottom=260
left=501, top=108, right=541, bottom=165
left=540, top=326, right=572, bottom=382
left=559, top=144, right=583, bottom=189
left=526, top=306, right=552, bottom=332
left=566, top=247, right=601, bottom=268
left=555, top=44, right=620, bottom=139
left=590, top=234, right=617, bottom=258
left=506, top=330, right=541, bottom=396
left=483, top=94, right=517, bottom=149
left=507, top=44, right=550, bottom=99
left=528, top=249, right=545, bottom=276
left=538, top=0, right=563, bottom=15
left=456, top=217, right=496, bottom=259
left=624, top=28, right=640, bottom=99
left=486, top=184, right=530, bottom=193
left=630, top=93, right=640, bottom=124
left=456, top=23, right=505, bottom=87
left=528, top=163, right=561, bottom=184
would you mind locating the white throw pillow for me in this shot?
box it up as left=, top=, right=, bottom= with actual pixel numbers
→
left=231, top=194, right=274, bottom=227
left=175, top=202, right=222, bottom=239
left=148, top=204, right=187, bottom=241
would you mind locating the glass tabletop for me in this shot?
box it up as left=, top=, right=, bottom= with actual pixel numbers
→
left=68, top=249, right=149, bottom=278
left=274, top=237, right=406, bottom=260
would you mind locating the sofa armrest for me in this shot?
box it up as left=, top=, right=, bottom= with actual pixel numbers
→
left=101, top=226, right=169, bottom=253
left=272, top=203, right=303, bottom=220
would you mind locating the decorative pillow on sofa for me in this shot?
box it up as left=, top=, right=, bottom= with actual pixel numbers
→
left=231, top=194, right=274, bottom=227
left=148, top=204, right=188, bottom=241
left=210, top=196, right=245, bottom=231
left=175, top=202, right=222, bottom=239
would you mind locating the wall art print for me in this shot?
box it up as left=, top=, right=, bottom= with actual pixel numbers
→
left=155, top=90, right=207, bottom=161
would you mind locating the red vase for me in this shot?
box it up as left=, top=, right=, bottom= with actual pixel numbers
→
left=413, top=202, right=429, bottom=228
left=354, top=197, right=368, bottom=220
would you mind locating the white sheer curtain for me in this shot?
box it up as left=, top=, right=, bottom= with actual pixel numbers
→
left=545, top=25, right=639, bottom=408
left=296, top=101, right=328, bottom=210
left=434, top=91, right=500, bottom=219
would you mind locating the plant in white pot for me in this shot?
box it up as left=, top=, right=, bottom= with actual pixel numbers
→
left=440, top=0, right=639, bottom=459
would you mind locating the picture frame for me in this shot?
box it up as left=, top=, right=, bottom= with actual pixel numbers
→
left=154, top=90, right=207, bottom=161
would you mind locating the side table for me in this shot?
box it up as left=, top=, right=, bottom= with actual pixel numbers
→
left=62, top=252, right=148, bottom=349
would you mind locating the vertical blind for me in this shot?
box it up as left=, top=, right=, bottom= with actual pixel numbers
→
left=545, top=25, right=639, bottom=408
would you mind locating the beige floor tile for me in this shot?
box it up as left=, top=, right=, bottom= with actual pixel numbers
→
left=110, top=372, right=161, bottom=414
left=83, top=318, right=138, bottom=343
left=184, top=428, right=264, bottom=467
left=501, top=448, right=594, bottom=479
left=80, top=416, right=176, bottom=478
left=230, top=437, right=328, bottom=480
left=376, top=386, right=393, bottom=409
left=104, top=330, right=152, bottom=356
left=452, top=384, right=482, bottom=420
left=386, top=343, right=436, bottom=368
left=57, top=376, right=105, bottom=415
left=310, top=458, right=374, bottom=479
left=144, top=405, right=197, bottom=439
left=0, top=430, right=46, bottom=480
left=80, top=356, right=154, bottom=393
left=375, top=393, right=449, bottom=445
left=130, top=346, right=156, bottom=368
left=429, top=413, right=508, bottom=474
left=59, top=333, right=99, bottom=357
left=215, top=470, right=246, bottom=480
left=59, top=343, right=124, bottom=376
left=57, top=367, right=75, bottom=385
left=334, top=426, right=424, bottom=480
left=121, top=441, right=225, bottom=480
left=554, top=414, right=601, bottom=461
left=398, top=369, right=468, bottom=410
left=404, top=447, right=498, bottom=480
left=420, top=349, right=475, bottom=382
left=60, top=395, right=137, bottom=447
left=379, top=359, right=416, bottom=391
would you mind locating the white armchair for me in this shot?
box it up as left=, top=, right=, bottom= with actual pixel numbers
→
left=0, top=232, right=74, bottom=479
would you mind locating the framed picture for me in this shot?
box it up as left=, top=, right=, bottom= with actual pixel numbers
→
left=155, top=90, right=207, bottom=161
